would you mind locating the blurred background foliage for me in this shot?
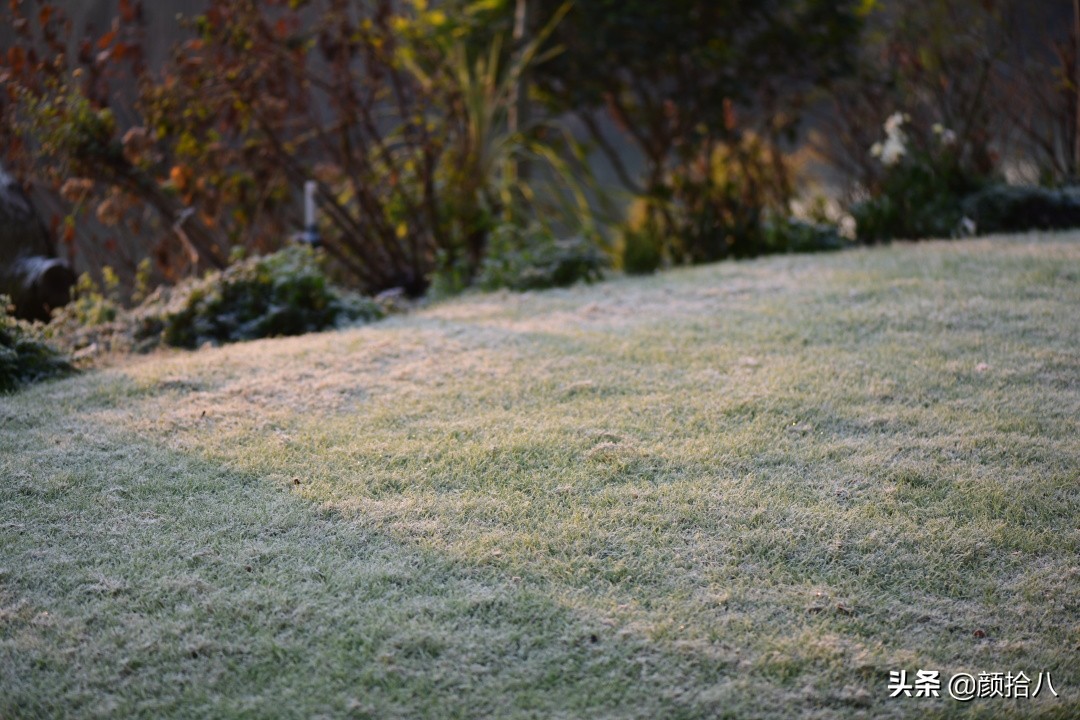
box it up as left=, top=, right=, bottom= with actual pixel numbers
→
left=0, top=0, right=1078, bottom=347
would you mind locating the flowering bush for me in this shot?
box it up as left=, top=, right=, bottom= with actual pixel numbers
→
left=854, top=113, right=989, bottom=243
left=816, top=0, right=1003, bottom=211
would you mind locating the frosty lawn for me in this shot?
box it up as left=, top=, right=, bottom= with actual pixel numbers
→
left=2, top=235, right=1078, bottom=718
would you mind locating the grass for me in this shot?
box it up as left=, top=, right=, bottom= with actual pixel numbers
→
left=2, top=234, right=1078, bottom=719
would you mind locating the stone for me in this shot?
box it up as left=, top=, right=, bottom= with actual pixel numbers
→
left=0, top=164, right=76, bottom=321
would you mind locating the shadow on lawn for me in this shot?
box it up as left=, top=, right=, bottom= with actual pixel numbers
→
left=2, top=377, right=751, bottom=719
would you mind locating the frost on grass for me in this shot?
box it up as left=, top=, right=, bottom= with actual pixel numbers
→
left=2, top=234, right=1078, bottom=719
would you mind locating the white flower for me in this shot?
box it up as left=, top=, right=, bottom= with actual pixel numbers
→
left=874, top=112, right=909, bottom=166
left=931, top=122, right=957, bottom=146
left=884, top=112, right=906, bottom=136
left=880, top=136, right=906, bottom=166
left=839, top=215, right=857, bottom=240
left=873, top=113, right=962, bottom=168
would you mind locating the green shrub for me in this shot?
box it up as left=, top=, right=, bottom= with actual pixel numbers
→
left=141, top=246, right=383, bottom=349
left=667, top=134, right=790, bottom=262
left=45, top=246, right=382, bottom=354
left=961, top=185, right=1080, bottom=235
left=427, top=250, right=473, bottom=300
left=620, top=197, right=665, bottom=275
left=620, top=134, right=818, bottom=266
left=852, top=162, right=976, bottom=242
left=475, top=224, right=607, bottom=292
left=1, top=297, right=72, bottom=392
left=763, top=217, right=848, bottom=254
left=44, top=264, right=150, bottom=356
left=620, top=226, right=664, bottom=275
left=62, top=268, right=122, bottom=327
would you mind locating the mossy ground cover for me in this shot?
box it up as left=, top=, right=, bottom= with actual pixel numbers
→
left=2, top=235, right=1078, bottom=718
